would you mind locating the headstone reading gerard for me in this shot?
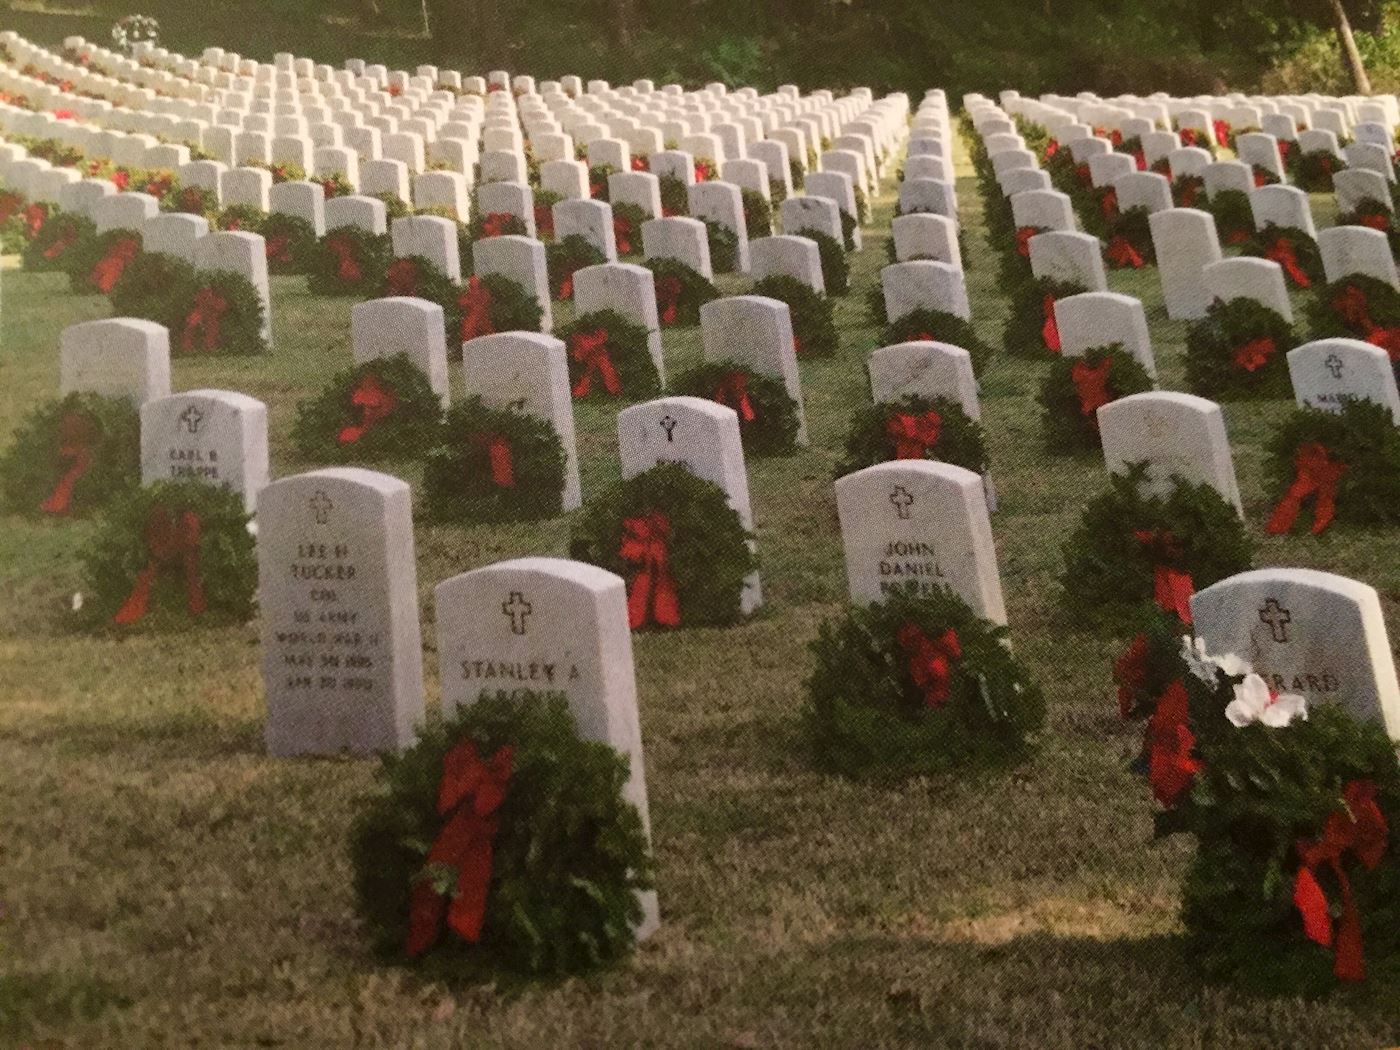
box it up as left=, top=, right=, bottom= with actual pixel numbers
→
left=140, top=389, right=269, bottom=512
left=60, top=318, right=171, bottom=407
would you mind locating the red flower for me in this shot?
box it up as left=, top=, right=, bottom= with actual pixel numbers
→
left=1146, top=681, right=1201, bottom=807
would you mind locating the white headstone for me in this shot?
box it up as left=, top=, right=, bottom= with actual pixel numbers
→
left=1149, top=208, right=1224, bottom=320
left=699, top=295, right=807, bottom=445
left=140, top=389, right=269, bottom=512
left=352, top=297, right=450, bottom=408
left=1097, top=391, right=1243, bottom=514
left=1287, top=338, right=1400, bottom=420
left=59, top=318, right=171, bottom=407
left=1054, top=292, right=1157, bottom=378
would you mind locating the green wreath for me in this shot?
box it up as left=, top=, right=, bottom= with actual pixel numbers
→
left=64, top=228, right=144, bottom=295
left=169, top=270, right=267, bottom=356
left=658, top=174, right=689, bottom=217
left=673, top=360, right=800, bottom=456
left=1306, top=274, right=1400, bottom=355
left=161, top=184, right=218, bottom=218
left=350, top=691, right=654, bottom=979
left=108, top=250, right=197, bottom=330
left=215, top=203, right=266, bottom=234
left=79, top=478, right=256, bottom=631
left=741, top=188, right=772, bottom=239
left=1061, top=463, right=1253, bottom=630
left=645, top=257, right=719, bottom=328
left=260, top=212, right=318, bottom=275
left=840, top=209, right=857, bottom=251
left=1206, top=189, right=1255, bottom=247
left=532, top=189, right=562, bottom=240
left=1335, top=198, right=1400, bottom=256
left=1003, top=276, right=1089, bottom=359
left=312, top=173, right=355, bottom=200
left=853, top=185, right=870, bottom=225
left=546, top=234, right=606, bottom=301
left=1287, top=148, right=1346, bottom=192
left=588, top=163, right=616, bottom=200
left=452, top=273, right=545, bottom=343
left=883, top=308, right=993, bottom=376
left=1249, top=164, right=1281, bottom=188
left=788, top=158, right=805, bottom=192
left=379, top=254, right=459, bottom=317
left=1264, top=400, right=1400, bottom=532
left=749, top=274, right=838, bottom=358
left=558, top=310, right=661, bottom=401
left=803, top=588, right=1044, bottom=781
left=1240, top=225, right=1324, bottom=290
left=307, top=227, right=392, bottom=297
left=1184, top=296, right=1294, bottom=399
left=569, top=462, right=755, bottom=629
left=420, top=397, right=566, bottom=524
left=610, top=202, right=647, bottom=257
left=369, top=191, right=412, bottom=222
left=996, top=223, right=1048, bottom=288
left=0, top=392, right=139, bottom=517
left=703, top=218, right=740, bottom=274
left=1105, top=205, right=1156, bottom=268
left=469, top=207, right=528, bottom=242
left=291, top=353, right=442, bottom=462
left=1172, top=174, right=1207, bottom=209
left=20, top=210, right=93, bottom=272
left=1038, top=344, right=1154, bottom=453
left=787, top=226, right=849, bottom=296
left=836, top=394, right=986, bottom=476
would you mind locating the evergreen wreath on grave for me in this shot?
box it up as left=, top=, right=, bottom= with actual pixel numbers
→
left=673, top=360, right=800, bottom=456
left=0, top=190, right=31, bottom=253
left=1206, top=189, right=1256, bottom=247
left=569, top=462, right=755, bottom=630
left=1263, top=400, right=1400, bottom=536
left=644, top=257, right=719, bottom=327
left=749, top=274, right=837, bottom=359
left=79, top=478, right=256, bottom=630
left=610, top=202, right=646, bottom=256
left=1335, top=197, right=1400, bottom=256
left=307, top=227, right=392, bottom=297
left=836, top=394, right=986, bottom=476
left=379, top=254, right=458, bottom=310
left=694, top=157, right=718, bottom=183
left=996, top=223, right=1049, bottom=288
left=1115, top=135, right=1148, bottom=171
left=559, top=310, right=661, bottom=402
left=1287, top=149, right=1346, bottom=192
left=1249, top=164, right=1282, bottom=188
left=882, top=309, right=993, bottom=376
left=420, top=397, right=566, bottom=524
left=20, top=210, right=92, bottom=271
left=349, top=691, right=654, bottom=979
left=1110, top=604, right=1190, bottom=723
left=65, top=227, right=143, bottom=295
left=741, top=188, right=772, bottom=239
left=1307, top=274, right=1400, bottom=363
left=588, top=163, right=616, bottom=200
left=1105, top=205, right=1155, bottom=269
left=0, top=392, right=139, bottom=517
left=803, top=588, right=1044, bottom=781
left=1060, top=463, right=1253, bottom=630
left=853, top=185, right=870, bottom=225
left=370, top=192, right=412, bottom=221
left=795, top=226, right=850, bottom=296
left=1184, top=296, right=1294, bottom=399
left=839, top=208, right=858, bottom=251
left=260, top=212, right=317, bottom=275
left=452, top=273, right=544, bottom=343
left=170, top=270, right=267, bottom=356
left=1002, top=276, right=1088, bottom=359
left=215, top=203, right=266, bottom=233
left=161, top=183, right=218, bottom=219
left=532, top=189, right=561, bottom=240
left=1172, top=174, right=1207, bottom=209
left=1240, top=224, right=1324, bottom=290
left=703, top=218, right=740, bottom=274
left=312, top=173, right=355, bottom=200
left=292, top=354, right=442, bottom=462
left=1138, top=637, right=1400, bottom=995
left=1038, top=344, right=1154, bottom=453
left=107, top=250, right=197, bottom=330
left=546, top=234, right=605, bottom=301
left=469, top=208, right=528, bottom=241
left=787, top=158, right=805, bottom=192
left=657, top=175, right=689, bottom=217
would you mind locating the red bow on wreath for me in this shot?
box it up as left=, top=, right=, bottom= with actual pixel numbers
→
left=111, top=170, right=130, bottom=192
left=89, top=235, right=140, bottom=293
left=886, top=410, right=941, bottom=459
left=631, top=156, right=649, bottom=172
left=481, top=211, right=514, bottom=237
left=469, top=432, right=515, bottom=487
left=1265, top=238, right=1311, bottom=288
left=1099, top=188, right=1119, bottom=220
left=656, top=275, right=682, bottom=326
left=1075, top=162, right=1093, bottom=188
left=1070, top=357, right=1113, bottom=422
left=1112, top=633, right=1164, bottom=720
left=1293, top=779, right=1388, bottom=982
left=39, top=411, right=96, bottom=515
left=23, top=203, right=48, bottom=237
left=1045, top=139, right=1059, bottom=158
left=1106, top=235, right=1143, bottom=269
left=265, top=234, right=293, bottom=266
left=404, top=738, right=514, bottom=957
left=556, top=268, right=576, bottom=302
left=325, top=235, right=361, bottom=283
left=1266, top=442, right=1347, bottom=536
left=533, top=204, right=554, bottom=239
left=42, top=223, right=80, bottom=261
left=0, top=191, right=21, bottom=225
left=1354, top=211, right=1390, bottom=233
left=1332, top=286, right=1400, bottom=361
left=1177, top=181, right=1200, bottom=208
left=620, top=511, right=681, bottom=629
left=1146, top=681, right=1200, bottom=807
left=337, top=373, right=398, bottom=444
left=112, top=504, right=207, bottom=625
left=570, top=329, right=621, bottom=397
left=1132, top=529, right=1195, bottom=625
left=613, top=216, right=633, bottom=256
left=459, top=276, right=495, bottom=341
left=180, top=286, right=230, bottom=354
left=384, top=258, right=420, bottom=297
left=1014, top=226, right=1036, bottom=259
left=1179, top=128, right=1199, bottom=148
left=713, top=370, right=756, bottom=422
left=895, top=623, right=962, bottom=708
left=1232, top=335, right=1277, bottom=373
left=1041, top=294, right=1062, bottom=353
left=1213, top=119, right=1230, bottom=148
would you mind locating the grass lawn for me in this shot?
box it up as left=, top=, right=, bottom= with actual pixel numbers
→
left=2, top=130, right=1399, bottom=1048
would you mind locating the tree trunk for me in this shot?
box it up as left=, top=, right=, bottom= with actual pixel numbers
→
left=613, top=0, right=635, bottom=48
left=1329, top=0, right=1373, bottom=94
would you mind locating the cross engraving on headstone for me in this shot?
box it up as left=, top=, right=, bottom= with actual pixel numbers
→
left=659, top=414, right=677, bottom=442
left=179, top=405, right=204, bottom=433
left=889, top=485, right=914, bottom=520
left=1325, top=353, right=1345, bottom=379
left=502, top=591, right=532, bottom=635
left=1259, top=597, right=1292, bottom=643
left=309, top=490, right=333, bottom=524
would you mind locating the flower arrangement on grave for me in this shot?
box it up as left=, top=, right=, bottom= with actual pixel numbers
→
left=674, top=360, right=800, bottom=456
left=1335, top=196, right=1400, bottom=255
left=749, top=274, right=837, bottom=358
left=791, top=226, right=849, bottom=296
left=558, top=310, right=661, bottom=402
left=111, top=14, right=160, bottom=54
left=380, top=254, right=458, bottom=310
left=588, top=164, right=616, bottom=200
left=643, top=257, right=719, bottom=327
left=1184, top=296, right=1294, bottom=399
left=702, top=219, right=740, bottom=274
left=1038, top=344, right=1154, bottom=453
left=1240, top=225, right=1323, bottom=290
left=65, top=228, right=143, bottom=295
left=787, top=158, right=805, bottom=192
left=307, top=227, right=391, bottom=297
left=80, top=479, right=255, bottom=630
left=1172, top=174, right=1207, bottom=209
left=531, top=189, right=561, bottom=240
left=1002, top=276, right=1088, bottom=359
left=741, top=188, right=772, bottom=239
left=1287, top=148, right=1347, bottom=192
left=312, top=173, right=354, bottom=200
left=259, top=212, right=317, bottom=275
left=292, top=353, right=442, bottom=462
left=1133, top=636, right=1400, bottom=995
left=1105, top=206, right=1155, bottom=269
left=836, top=394, right=986, bottom=476
left=107, top=250, right=196, bottom=330
left=1263, top=400, right=1400, bottom=536
left=882, top=309, right=993, bottom=376
left=161, top=183, right=218, bottom=219
left=1061, top=463, right=1253, bottom=630
left=20, top=210, right=92, bottom=272
left=610, top=202, right=647, bottom=257
left=1205, top=188, right=1255, bottom=246
left=420, top=397, right=566, bottom=524
left=803, top=588, right=1044, bottom=780
left=259, top=161, right=306, bottom=185
left=657, top=175, right=690, bottom=217
left=1307, top=275, right=1400, bottom=362
left=569, top=462, right=754, bottom=630
left=349, top=691, right=654, bottom=979
left=215, top=203, right=266, bottom=233
left=451, top=273, right=544, bottom=343
left=0, top=392, right=139, bottom=517
left=170, top=269, right=267, bottom=356
left=545, top=234, right=605, bottom=301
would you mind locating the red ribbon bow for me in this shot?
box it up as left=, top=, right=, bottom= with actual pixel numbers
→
left=1045, top=139, right=1059, bottom=158
left=620, top=511, right=681, bottom=629
left=713, top=370, right=756, bottom=422
left=570, top=328, right=621, bottom=397
left=1266, top=442, right=1347, bottom=536
left=39, top=411, right=96, bottom=515
left=180, top=286, right=230, bottom=353
left=481, top=211, right=514, bottom=237
left=404, top=739, right=514, bottom=957
left=1146, top=681, right=1200, bottom=806
left=265, top=234, right=293, bottom=265
left=1293, top=779, right=1388, bottom=982
left=1099, top=187, right=1119, bottom=220
left=613, top=216, right=633, bottom=256
left=337, top=373, right=398, bottom=444
left=470, top=433, right=515, bottom=487
left=1332, top=286, right=1400, bottom=361
left=42, top=223, right=80, bottom=260
left=1213, top=119, right=1230, bottom=148
left=1133, top=529, right=1195, bottom=624
left=895, top=623, right=962, bottom=708
left=1014, top=226, right=1036, bottom=258
left=533, top=204, right=554, bottom=239
left=886, top=410, right=941, bottom=459
left=1070, top=357, right=1113, bottom=422
left=1265, top=238, right=1311, bottom=288
left=112, top=504, right=207, bottom=625
left=1233, top=335, right=1277, bottom=373
left=1177, top=180, right=1200, bottom=208
left=1355, top=211, right=1390, bottom=233
left=1113, top=633, right=1150, bottom=720
left=0, top=191, right=21, bottom=225
left=1106, top=235, right=1143, bottom=268
left=326, top=235, right=362, bottom=283
left=656, top=275, right=683, bottom=326
left=459, top=276, right=495, bottom=341
left=89, top=235, right=140, bottom=293
left=557, top=271, right=574, bottom=301
left=1041, top=294, right=1062, bottom=353
left=1075, top=162, right=1093, bottom=187
left=384, top=258, right=420, bottom=297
